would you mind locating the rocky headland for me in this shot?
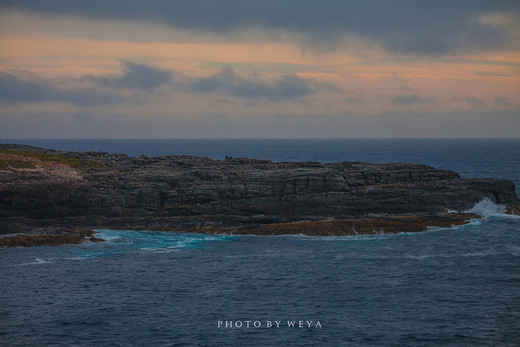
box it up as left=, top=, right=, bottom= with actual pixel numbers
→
left=1, top=144, right=519, bottom=246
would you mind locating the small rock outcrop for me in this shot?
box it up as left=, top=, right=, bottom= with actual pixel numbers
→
left=0, top=143, right=518, bottom=244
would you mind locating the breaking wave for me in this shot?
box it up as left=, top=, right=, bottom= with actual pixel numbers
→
left=465, top=198, right=514, bottom=218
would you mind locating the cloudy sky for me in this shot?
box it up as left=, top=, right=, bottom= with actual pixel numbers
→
left=0, top=0, right=519, bottom=138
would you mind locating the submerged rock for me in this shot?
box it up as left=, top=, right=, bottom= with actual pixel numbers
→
left=0, top=228, right=101, bottom=247
left=0, top=143, right=518, bottom=244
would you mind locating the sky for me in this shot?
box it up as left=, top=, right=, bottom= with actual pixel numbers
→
left=0, top=0, right=519, bottom=138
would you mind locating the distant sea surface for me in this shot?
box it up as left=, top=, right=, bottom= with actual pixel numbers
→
left=1, top=138, right=519, bottom=346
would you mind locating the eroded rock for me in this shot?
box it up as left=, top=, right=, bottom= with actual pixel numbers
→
left=0, top=143, right=518, bottom=244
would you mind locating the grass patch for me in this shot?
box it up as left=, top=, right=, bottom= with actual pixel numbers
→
left=0, top=158, right=36, bottom=169
left=0, top=148, right=99, bottom=169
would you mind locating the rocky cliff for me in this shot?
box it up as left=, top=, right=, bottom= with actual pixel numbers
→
left=1, top=144, right=518, bottom=244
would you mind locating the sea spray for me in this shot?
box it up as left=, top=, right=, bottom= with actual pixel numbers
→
left=466, top=198, right=507, bottom=217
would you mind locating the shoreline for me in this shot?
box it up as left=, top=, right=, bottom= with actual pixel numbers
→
left=0, top=212, right=482, bottom=247
left=0, top=229, right=102, bottom=247
left=1, top=143, right=518, bottom=247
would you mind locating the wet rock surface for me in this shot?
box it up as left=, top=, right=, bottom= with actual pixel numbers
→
left=1, top=143, right=518, bottom=245
left=0, top=228, right=101, bottom=247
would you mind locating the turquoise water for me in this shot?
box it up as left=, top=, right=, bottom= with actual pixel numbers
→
left=1, top=139, right=519, bottom=346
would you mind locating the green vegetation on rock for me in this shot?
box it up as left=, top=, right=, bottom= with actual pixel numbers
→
left=0, top=158, right=36, bottom=169
left=0, top=148, right=99, bottom=169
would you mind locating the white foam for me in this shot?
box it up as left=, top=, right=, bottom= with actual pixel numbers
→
left=61, top=256, right=91, bottom=260
left=139, top=247, right=180, bottom=253
left=93, top=229, right=123, bottom=241
left=465, top=198, right=507, bottom=217
left=17, top=257, right=51, bottom=266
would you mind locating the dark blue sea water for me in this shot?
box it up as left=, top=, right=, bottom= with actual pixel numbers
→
left=1, top=139, right=520, bottom=346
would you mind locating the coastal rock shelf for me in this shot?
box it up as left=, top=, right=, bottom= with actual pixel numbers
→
left=0, top=144, right=518, bottom=245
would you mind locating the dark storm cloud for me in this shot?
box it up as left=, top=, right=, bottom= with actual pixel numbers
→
left=0, top=64, right=316, bottom=104
left=0, top=71, right=123, bottom=105
left=1, top=0, right=518, bottom=54
left=84, top=62, right=315, bottom=101
left=0, top=71, right=55, bottom=103
left=494, top=96, right=512, bottom=107
left=59, top=89, right=124, bottom=106
left=186, top=67, right=314, bottom=101
left=81, top=60, right=171, bottom=90
left=392, top=94, right=435, bottom=106
left=451, top=95, right=487, bottom=108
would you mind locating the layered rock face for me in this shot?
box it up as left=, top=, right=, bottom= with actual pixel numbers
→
left=0, top=144, right=518, bottom=240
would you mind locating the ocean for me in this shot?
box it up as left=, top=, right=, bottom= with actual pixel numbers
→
left=1, top=139, right=519, bottom=346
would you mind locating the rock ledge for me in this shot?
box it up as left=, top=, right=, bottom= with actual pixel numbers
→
left=1, top=144, right=518, bottom=246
